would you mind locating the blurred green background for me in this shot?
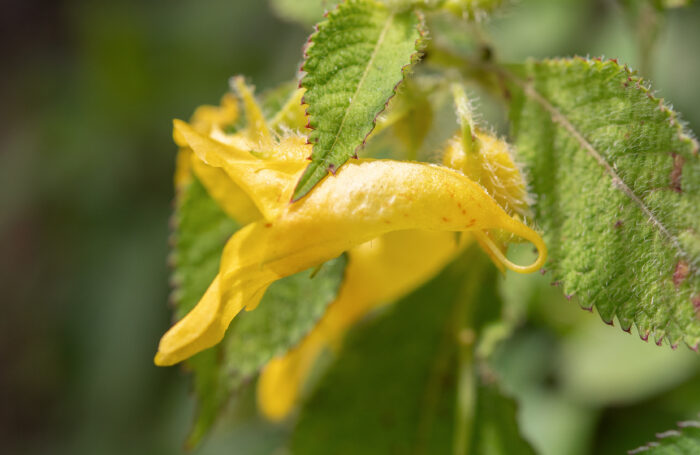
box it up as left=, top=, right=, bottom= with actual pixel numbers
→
left=1, top=0, right=698, bottom=454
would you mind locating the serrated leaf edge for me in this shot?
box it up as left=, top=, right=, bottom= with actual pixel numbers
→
left=504, top=56, right=700, bottom=349
left=292, top=0, right=427, bottom=201
left=628, top=418, right=700, bottom=454
left=508, top=57, right=697, bottom=265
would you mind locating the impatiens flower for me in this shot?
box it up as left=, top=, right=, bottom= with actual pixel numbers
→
left=254, top=98, right=541, bottom=420
left=155, top=79, right=547, bottom=409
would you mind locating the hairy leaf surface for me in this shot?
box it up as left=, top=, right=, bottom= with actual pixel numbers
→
left=170, top=176, right=240, bottom=448
left=293, top=0, right=425, bottom=200
left=170, top=174, right=346, bottom=447
left=508, top=57, right=700, bottom=348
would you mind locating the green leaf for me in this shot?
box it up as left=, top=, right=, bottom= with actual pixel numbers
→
left=292, top=0, right=425, bottom=201
left=507, top=57, right=700, bottom=348
left=260, top=81, right=298, bottom=120
left=359, top=75, right=443, bottom=162
left=442, top=0, right=507, bottom=19
left=186, top=254, right=347, bottom=448
left=170, top=174, right=347, bottom=448
left=558, top=317, right=699, bottom=407
left=170, top=176, right=239, bottom=448
left=387, top=79, right=434, bottom=160
left=228, top=80, right=308, bottom=136
left=621, top=0, right=695, bottom=11
left=628, top=421, right=700, bottom=454
left=471, top=377, right=537, bottom=455
left=269, top=0, right=341, bottom=27
left=261, top=81, right=308, bottom=133
left=292, top=246, right=534, bottom=454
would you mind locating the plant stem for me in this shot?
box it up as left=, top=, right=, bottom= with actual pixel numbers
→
left=451, top=246, right=495, bottom=454
left=454, top=326, right=476, bottom=455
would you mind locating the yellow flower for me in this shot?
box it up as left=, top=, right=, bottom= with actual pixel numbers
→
left=155, top=79, right=546, bottom=416
left=254, top=88, right=542, bottom=420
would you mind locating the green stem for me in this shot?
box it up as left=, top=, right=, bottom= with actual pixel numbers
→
left=451, top=245, right=495, bottom=454
left=454, top=326, right=476, bottom=455
left=636, top=2, right=663, bottom=78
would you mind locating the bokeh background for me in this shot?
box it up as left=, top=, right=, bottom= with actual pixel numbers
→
left=1, top=0, right=699, bottom=454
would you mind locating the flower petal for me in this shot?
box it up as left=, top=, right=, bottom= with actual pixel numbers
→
left=155, top=223, right=275, bottom=366
left=171, top=92, right=261, bottom=224
left=174, top=148, right=194, bottom=191
left=156, top=154, right=546, bottom=365
left=190, top=153, right=261, bottom=225
left=271, top=159, right=546, bottom=269
left=231, top=76, right=272, bottom=147
left=191, top=92, right=239, bottom=135
left=155, top=274, right=242, bottom=366
left=174, top=120, right=306, bottom=220
left=257, top=229, right=470, bottom=420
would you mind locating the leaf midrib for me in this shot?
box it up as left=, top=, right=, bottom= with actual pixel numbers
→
left=323, top=10, right=396, bottom=167
left=505, top=67, right=689, bottom=263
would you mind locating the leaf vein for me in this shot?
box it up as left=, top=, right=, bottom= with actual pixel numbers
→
left=508, top=70, right=688, bottom=262
left=321, top=11, right=396, bottom=168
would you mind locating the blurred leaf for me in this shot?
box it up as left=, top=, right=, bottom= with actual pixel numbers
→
left=185, top=349, right=228, bottom=449
left=628, top=421, right=700, bottom=454
left=171, top=174, right=347, bottom=447
left=292, top=246, right=533, bottom=454
left=269, top=0, right=341, bottom=27
left=260, top=81, right=298, bottom=120
left=558, top=318, right=699, bottom=407
left=471, top=375, right=537, bottom=455
left=261, top=81, right=309, bottom=133
left=443, top=0, right=508, bottom=19
left=490, top=329, right=597, bottom=455
left=658, top=0, right=695, bottom=6
left=363, top=76, right=446, bottom=161
left=291, top=259, right=461, bottom=454
left=619, top=0, right=667, bottom=78
left=590, top=370, right=700, bottom=455
left=508, top=57, right=700, bottom=348
left=230, top=81, right=308, bottom=136
left=293, top=0, right=425, bottom=200
left=389, top=80, right=434, bottom=160
left=621, top=0, right=695, bottom=10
